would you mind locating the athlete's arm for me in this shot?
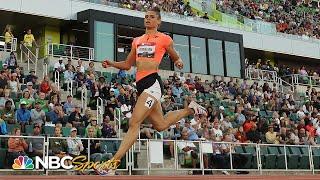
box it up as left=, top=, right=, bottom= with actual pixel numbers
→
left=166, top=42, right=183, bottom=70
left=102, top=47, right=136, bottom=70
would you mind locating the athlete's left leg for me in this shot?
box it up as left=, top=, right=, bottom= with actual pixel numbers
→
left=148, top=100, right=193, bottom=132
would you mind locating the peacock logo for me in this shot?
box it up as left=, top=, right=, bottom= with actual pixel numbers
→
left=12, top=156, right=34, bottom=170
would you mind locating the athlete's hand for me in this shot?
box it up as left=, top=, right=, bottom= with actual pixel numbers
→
left=102, top=60, right=113, bottom=68
left=174, top=59, right=184, bottom=70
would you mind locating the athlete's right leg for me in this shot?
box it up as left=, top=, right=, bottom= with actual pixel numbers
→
left=112, top=92, right=157, bottom=161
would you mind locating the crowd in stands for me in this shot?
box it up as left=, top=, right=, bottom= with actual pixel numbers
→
left=116, top=0, right=210, bottom=19
left=87, top=0, right=320, bottom=40
left=0, top=51, right=319, bottom=172
left=246, top=58, right=320, bottom=85
left=216, top=0, right=320, bottom=39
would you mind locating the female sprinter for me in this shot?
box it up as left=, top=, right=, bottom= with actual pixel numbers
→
left=97, top=7, right=207, bottom=175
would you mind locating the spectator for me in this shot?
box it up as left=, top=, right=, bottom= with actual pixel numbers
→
left=183, top=119, right=199, bottom=141
left=0, top=89, right=15, bottom=110
left=15, top=101, right=31, bottom=132
left=64, top=65, right=74, bottom=82
left=7, top=128, right=28, bottom=167
left=83, top=126, right=112, bottom=162
left=212, top=121, right=223, bottom=140
left=172, top=81, right=183, bottom=99
left=67, top=128, right=84, bottom=157
left=9, top=73, right=19, bottom=97
left=5, top=52, right=18, bottom=71
left=0, top=100, right=15, bottom=124
left=25, top=70, right=37, bottom=83
left=54, top=57, right=66, bottom=74
left=4, top=26, right=14, bottom=49
left=0, top=71, right=8, bottom=95
left=101, top=115, right=116, bottom=138
left=39, top=76, right=51, bottom=94
left=77, top=60, right=85, bottom=73
left=23, top=29, right=37, bottom=48
left=63, top=95, right=75, bottom=115
left=49, top=126, right=68, bottom=158
left=14, top=67, right=24, bottom=83
left=68, top=104, right=82, bottom=127
left=36, top=92, right=49, bottom=113
left=65, top=59, right=75, bottom=72
left=0, top=118, right=8, bottom=135
left=265, top=126, right=280, bottom=144
left=87, top=62, right=96, bottom=74
left=85, top=117, right=102, bottom=138
left=30, top=101, right=46, bottom=126
left=23, top=82, right=37, bottom=99
left=162, top=95, right=175, bottom=113
left=19, top=91, right=34, bottom=109
left=82, top=108, right=93, bottom=127
left=46, top=104, right=64, bottom=125
left=176, top=130, right=198, bottom=168
left=28, top=123, right=44, bottom=157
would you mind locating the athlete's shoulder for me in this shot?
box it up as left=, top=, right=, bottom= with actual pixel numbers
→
left=158, top=32, right=172, bottom=39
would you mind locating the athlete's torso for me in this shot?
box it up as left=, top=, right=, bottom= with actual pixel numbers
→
left=132, top=32, right=172, bottom=82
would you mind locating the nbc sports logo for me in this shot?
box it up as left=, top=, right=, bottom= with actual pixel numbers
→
left=12, top=156, right=34, bottom=170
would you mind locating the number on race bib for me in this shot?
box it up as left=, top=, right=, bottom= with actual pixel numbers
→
left=145, top=97, right=155, bottom=109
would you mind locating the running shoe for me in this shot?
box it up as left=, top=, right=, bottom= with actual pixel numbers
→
left=188, top=101, right=207, bottom=116
left=94, top=158, right=120, bottom=176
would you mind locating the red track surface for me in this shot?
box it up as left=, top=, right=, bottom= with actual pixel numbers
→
left=1, top=175, right=320, bottom=180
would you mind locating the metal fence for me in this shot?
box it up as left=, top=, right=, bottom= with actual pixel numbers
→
left=0, top=36, right=17, bottom=52
left=245, top=67, right=277, bottom=83
left=282, top=74, right=320, bottom=88
left=47, top=43, right=94, bottom=61
left=1, top=135, right=320, bottom=175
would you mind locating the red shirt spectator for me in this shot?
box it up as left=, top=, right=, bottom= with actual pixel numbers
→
left=243, top=120, right=254, bottom=133
left=40, top=76, right=51, bottom=93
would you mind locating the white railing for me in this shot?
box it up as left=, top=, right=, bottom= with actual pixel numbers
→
left=96, top=97, right=104, bottom=125
left=81, top=85, right=88, bottom=114
left=42, top=63, right=48, bottom=79
left=0, top=36, right=17, bottom=52
left=275, top=76, right=295, bottom=93
left=47, top=43, right=94, bottom=61
left=20, top=43, right=38, bottom=74
left=54, top=71, right=60, bottom=90
left=245, top=67, right=277, bottom=83
left=245, top=67, right=295, bottom=93
left=1, top=135, right=320, bottom=175
left=66, top=80, right=74, bottom=97
left=282, top=74, right=320, bottom=88
left=114, top=108, right=121, bottom=138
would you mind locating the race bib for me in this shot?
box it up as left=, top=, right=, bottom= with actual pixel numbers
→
left=137, top=43, right=156, bottom=58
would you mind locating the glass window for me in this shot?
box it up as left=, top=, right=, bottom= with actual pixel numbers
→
left=208, top=39, right=224, bottom=76
left=173, top=34, right=190, bottom=72
left=225, top=41, right=241, bottom=77
left=94, top=21, right=114, bottom=62
left=190, top=37, right=207, bottom=74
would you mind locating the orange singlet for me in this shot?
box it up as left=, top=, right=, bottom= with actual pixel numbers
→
left=132, top=32, right=173, bottom=82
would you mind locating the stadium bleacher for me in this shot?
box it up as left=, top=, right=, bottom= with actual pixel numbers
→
left=0, top=0, right=320, bottom=177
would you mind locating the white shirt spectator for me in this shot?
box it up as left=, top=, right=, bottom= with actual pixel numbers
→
left=54, top=61, right=65, bottom=72
left=67, top=137, right=84, bottom=156
left=297, top=109, right=305, bottom=119
left=177, top=141, right=196, bottom=152
left=212, top=128, right=223, bottom=139
left=79, top=65, right=85, bottom=73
